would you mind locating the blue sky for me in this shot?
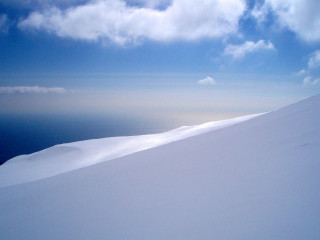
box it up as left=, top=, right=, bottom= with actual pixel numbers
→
left=0, top=0, right=320, bottom=125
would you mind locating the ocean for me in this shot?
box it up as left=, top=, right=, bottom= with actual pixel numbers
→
left=0, top=113, right=170, bottom=165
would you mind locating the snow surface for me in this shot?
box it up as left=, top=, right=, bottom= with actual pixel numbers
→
left=1, top=95, right=320, bottom=240
left=0, top=113, right=263, bottom=187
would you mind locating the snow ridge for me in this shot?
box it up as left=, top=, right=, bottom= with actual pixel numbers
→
left=0, top=113, right=263, bottom=187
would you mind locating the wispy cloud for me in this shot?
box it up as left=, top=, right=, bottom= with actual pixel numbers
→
left=197, top=76, right=216, bottom=86
left=18, top=0, right=246, bottom=45
left=308, top=50, right=320, bottom=69
left=0, top=86, right=68, bottom=94
left=295, top=69, right=307, bottom=76
left=297, top=50, right=320, bottom=86
left=0, top=14, right=9, bottom=33
left=303, top=76, right=319, bottom=86
left=223, top=40, right=275, bottom=59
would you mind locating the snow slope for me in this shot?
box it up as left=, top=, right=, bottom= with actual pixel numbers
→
left=0, top=95, right=320, bottom=240
left=0, top=113, right=262, bottom=187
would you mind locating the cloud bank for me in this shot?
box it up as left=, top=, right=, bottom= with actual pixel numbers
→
left=18, top=0, right=246, bottom=45
left=5, top=0, right=320, bottom=46
left=0, top=86, right=67, bottom=94
left=197, top=76, right=216, bottom=86
left=223, top=40, right=275, bottom=59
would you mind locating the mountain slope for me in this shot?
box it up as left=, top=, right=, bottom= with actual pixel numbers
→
left=0, top=95, right=320, bottom=240
left=0, top=113, right=262, bottom=187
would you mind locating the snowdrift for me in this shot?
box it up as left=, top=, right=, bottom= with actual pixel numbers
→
left=0, top=95, right=320, bottom=240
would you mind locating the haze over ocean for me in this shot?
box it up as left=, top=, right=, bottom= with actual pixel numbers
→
left=0, top=84, right=315, bottom=164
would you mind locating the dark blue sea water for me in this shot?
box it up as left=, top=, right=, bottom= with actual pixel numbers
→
left=0, top=113, right=171, bottom=165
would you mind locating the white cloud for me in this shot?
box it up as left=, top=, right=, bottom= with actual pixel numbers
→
left=0, top=14, right=9, bottom=33
left=297, top=50, right=320, bottom=84
left=197, top=76, right=216, bottom=86
left=303, top=76, right=319, bottom=86
left=223, top=40, right=275, bottom=59
left=254, top=0, right=320, bottom=42
left=0, top=86, right=68, bottom=94
left=308, top=50, right=320, bottom=69
left=18, top=0, right=246, bottom=45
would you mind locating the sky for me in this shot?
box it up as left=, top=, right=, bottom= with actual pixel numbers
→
left=0, top=0, right=320, bottom=125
